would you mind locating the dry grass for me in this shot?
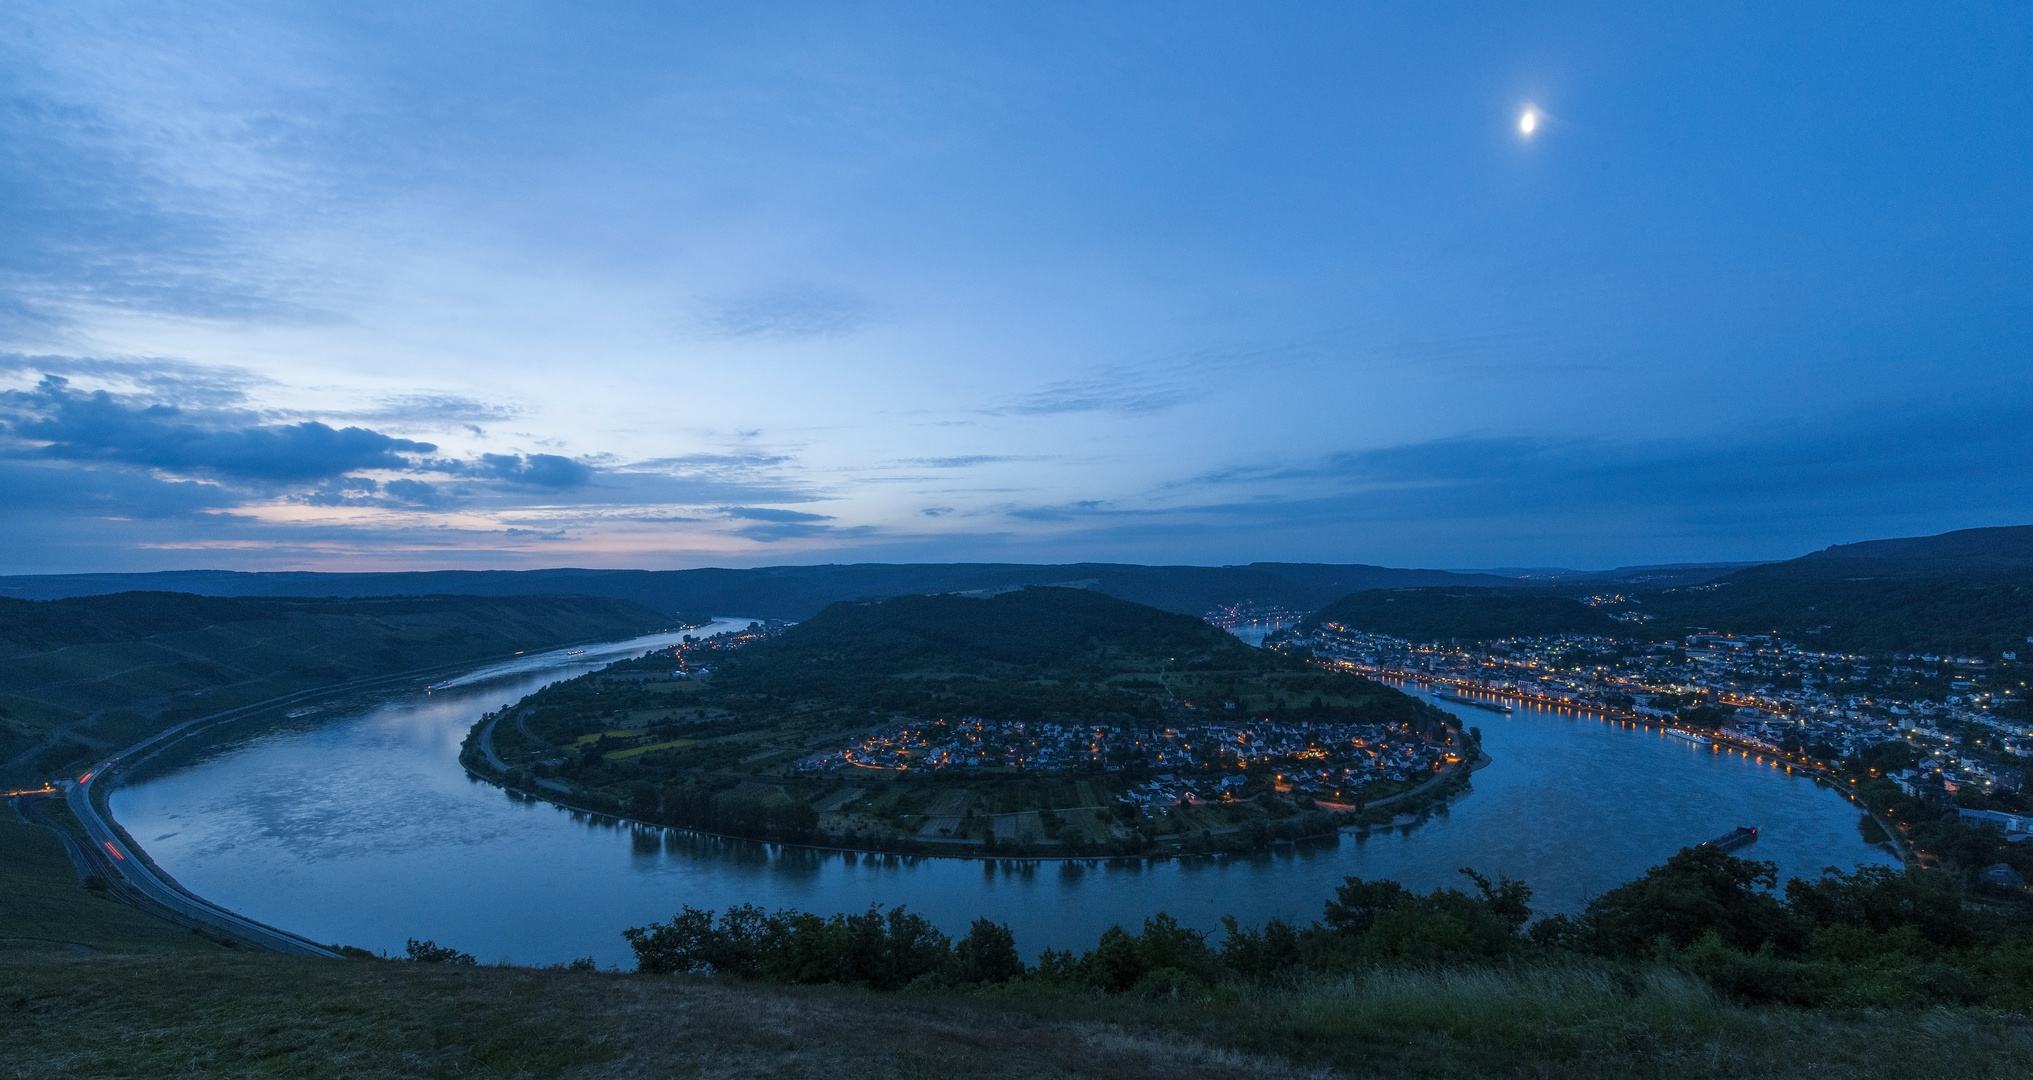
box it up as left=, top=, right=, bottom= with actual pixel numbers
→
left=1080, top=965, right=2033, bottom=1079
left=0, top=953, right=1329, bottom=1080
left=6, top=950, right=2032, bottom=1080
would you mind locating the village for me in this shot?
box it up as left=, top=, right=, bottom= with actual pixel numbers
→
left=1292, top=620, right=2032, bottom=829
left=796, top=713, right=1451, bottom=807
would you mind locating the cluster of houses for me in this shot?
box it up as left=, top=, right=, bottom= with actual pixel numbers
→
left=1296, top=623, right=2031, bottom=801
left=795, top=714, right=1443, bottom=783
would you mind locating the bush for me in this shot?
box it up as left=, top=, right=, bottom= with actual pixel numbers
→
left=623, top=904, right=957, bottom=991
left=406, top=938, right=476, bottom=965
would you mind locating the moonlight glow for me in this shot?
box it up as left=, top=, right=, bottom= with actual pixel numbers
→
left=1519, top=107, right=1539, bottom=135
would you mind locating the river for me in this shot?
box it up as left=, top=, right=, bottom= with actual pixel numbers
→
left=109, top=625, right=1897, bottom=967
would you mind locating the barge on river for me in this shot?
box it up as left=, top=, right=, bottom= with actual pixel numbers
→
left=1431, top=688, right=1513, bottom=714
left=1700, top=825, right=1759, bottom=852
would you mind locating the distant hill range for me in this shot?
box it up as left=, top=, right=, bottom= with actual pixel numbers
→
left=4, top=523, right=2027, bottom=657
left=1304, top=525, right=2033, bottom=657
left=1770, top=524, right=2033, bottom=578
left=0, top=562, right=1521, bottom=622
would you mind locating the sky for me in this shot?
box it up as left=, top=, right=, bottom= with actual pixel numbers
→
left=2, top=2, right=2030, bottom=575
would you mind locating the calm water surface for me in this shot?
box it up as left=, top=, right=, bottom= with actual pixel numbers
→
left=112, top=627, right=1896, bottom=966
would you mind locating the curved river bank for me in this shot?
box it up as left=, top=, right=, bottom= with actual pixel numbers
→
left=110, top=628, right=1896, bottom=968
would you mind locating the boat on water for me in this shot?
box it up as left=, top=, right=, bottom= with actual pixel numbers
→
left=1432, top=689, right=1513, bottom=714
left=565, top=649, right=586, bottom=656
left=425, top=679, right=456, bottom=692
left=1665, top=728, right=1711, bottom=745
left=1700, top=825, right=1759, bottom=852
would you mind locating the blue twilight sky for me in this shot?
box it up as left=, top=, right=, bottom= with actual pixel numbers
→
left=2, top=2, right=2030, bottom=574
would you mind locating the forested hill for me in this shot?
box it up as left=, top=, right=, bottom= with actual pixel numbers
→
left=0, top=561, right=1515, bottom=621
left=715, top=586, right=1275, bottom=697
left=1640, top=568, right=2033, bottom=656
left=1297, top=525, right=2033, bottom=655
left=1629, top=525, right=2033, bottom=654
left=1302, top=588, right=1619, bottom=642
left=0, top=591, right=664, bottom=785
left=1787, top=524, right=2033, bottom=576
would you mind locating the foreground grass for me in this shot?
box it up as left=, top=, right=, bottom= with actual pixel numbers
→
left=0, top=805, right=225, bottom=956
left=998, top=966, right=2033, bottom=1079
left=1, top=952, right=1326, bottom=1080
left=3, top=950, right=2030, bottom=1079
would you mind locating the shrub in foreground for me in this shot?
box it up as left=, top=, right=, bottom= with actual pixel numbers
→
left=622, top=849, right=2033, bottom=1010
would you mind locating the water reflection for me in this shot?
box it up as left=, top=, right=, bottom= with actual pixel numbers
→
left=111, top=629, right=1897, bottom=968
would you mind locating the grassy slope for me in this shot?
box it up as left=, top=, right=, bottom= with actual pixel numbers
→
left=3, top=949, right=2030, bottom=1079
left=1, top=954, right=1352, bottom=1080
left=0, top=806, right=225, bottom=956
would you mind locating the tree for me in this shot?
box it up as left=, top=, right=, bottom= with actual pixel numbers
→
left=1322, top=877, right=1414, bottom=935
left=954, top=918, right=1025, bottom=984
left=1579, top=847, right=1791, bottom=956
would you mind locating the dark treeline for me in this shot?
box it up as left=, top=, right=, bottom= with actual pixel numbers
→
left=1304, top=588, right=1619, bottom=642
left=1302, top=569, right=2033, bottom=658
left=623, top=846, right=2033, bottom=1009
left=706, top=587, right=1288, bottom=718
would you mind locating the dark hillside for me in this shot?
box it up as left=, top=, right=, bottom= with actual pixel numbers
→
left=1642, top=571, right=2033, bottom=656
left=0, top=592, right=664, bottom=784
left=1304, top=588, right=1619, bottom=642
left=724, top=587, right=1266, bottom=679
left=708, top=586, right=1284, bottom=709
left=0, top=592, right=289, bottom=650
left=1635, top=524, right=2033, bottom=654
left=1788, top=524, right=2033, bottom=576
left=1293, top=525, right=2033, bottom=656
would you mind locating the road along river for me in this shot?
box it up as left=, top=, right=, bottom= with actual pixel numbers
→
left=109, top=627, right=1897, bottom=968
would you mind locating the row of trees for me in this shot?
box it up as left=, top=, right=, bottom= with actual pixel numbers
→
left=624, top=905, right=1022, bottom=990
left=624, top=846, right=2033, bottom=1008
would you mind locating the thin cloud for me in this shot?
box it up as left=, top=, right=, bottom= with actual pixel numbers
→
left=697, top=284, right=880, bottom=339
left=721, top=506, right=832, bottom=523
left=982, top=341, right=1302, bottom=417
left=0, top=353, right=269, bottom=407
left=892, top=455, right=1029, bottom=468
left=987, top=373, right=1198, bottom=417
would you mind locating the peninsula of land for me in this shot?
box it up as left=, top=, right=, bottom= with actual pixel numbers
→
left=460, top=587, right=1476, bottom=856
